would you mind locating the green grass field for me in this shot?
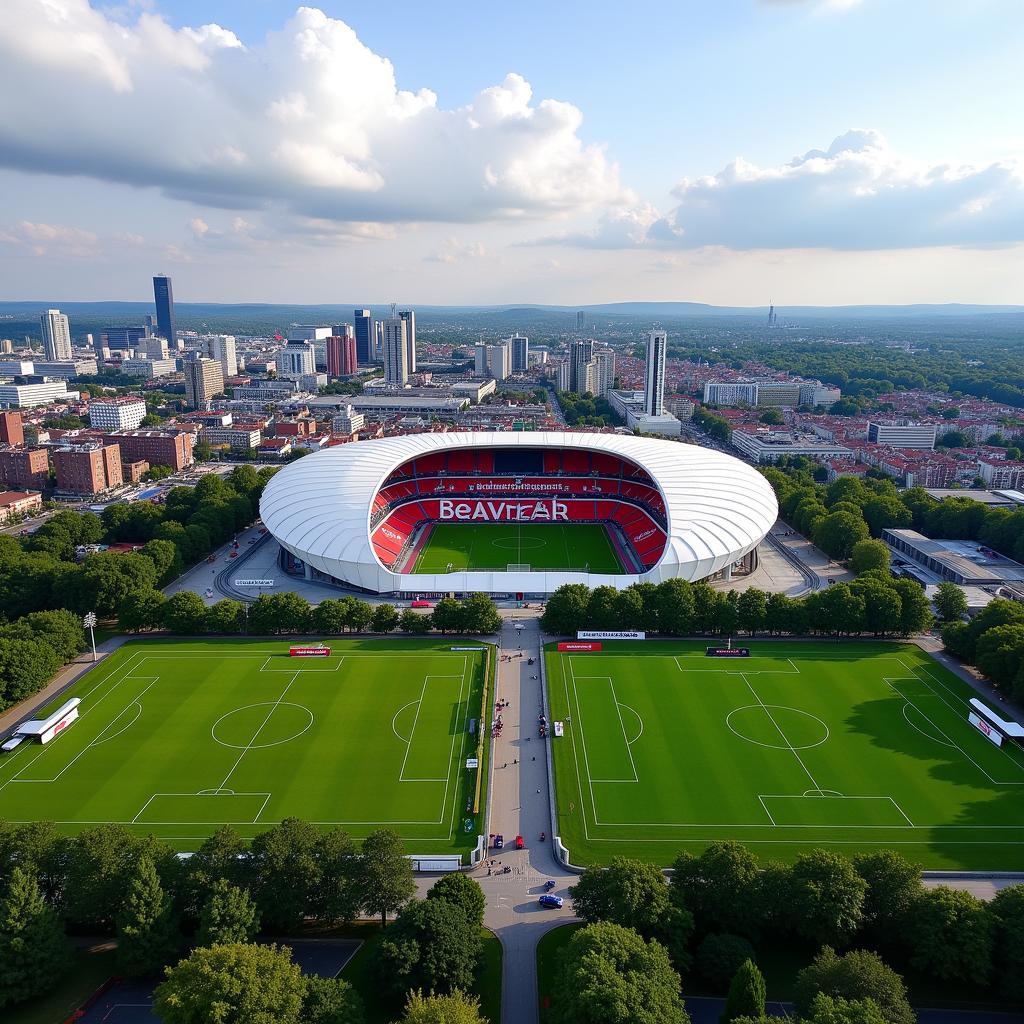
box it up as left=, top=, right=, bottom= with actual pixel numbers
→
left=412, top=522, right=623, bottom=573
left=546, top=641, right=1024, bottom=869
left=0, top=639, right=491, bottom=855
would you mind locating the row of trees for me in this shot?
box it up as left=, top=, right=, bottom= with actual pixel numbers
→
left=556, top=391, right=622, bottom=428
left=118, top=590, right=502, bottom=637
left=540, top=575, right=932, bottom=639
left=548, top=841, right=1024, bottom=1024
left=942, top=598, right=1024, bottom=702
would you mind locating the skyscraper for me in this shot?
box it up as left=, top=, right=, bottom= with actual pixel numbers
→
left=474, top=342, right=511, bottom=381
left=326, top=334, right=357, bottom=378
left=184, top=356, right=224, bottom=410
left=398, top=310, right=416, bottom=374
left=353, top=309, right=374, bottom=365
left=205, top=335, right=238, bottom=378
left=509, top=334, right=529, bottom=372
left=40, top=309, right=71, bottom=360
left=382, top=318, right=409, bottom=386
left=153, top=274, right=179, bottom=352
left=644, top=329, right=667, bottom=417
left=593, top=348, right=616, bottom=397
left=569, top=339, right=594, bottom=393
left=576, top=311, right=586, bottom=332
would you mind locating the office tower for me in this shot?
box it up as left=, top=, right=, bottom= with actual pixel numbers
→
left=0, top=339, right=12, bottom=354
left=40, top=309, right=72, bottom=360
left=153, top=274, right=179, bottom=352
left=398, top=310, right=416, bottom=373
left=0, top=411, right=24, bottom=446
left=331, top=323, right=354, bottom=339
left=184, top=356, right=224, bottom=410
left=143, top=335, right=169, bottom=359
left=276, top=340, right=315, bottom=378
left=644, top=329, right=667, bottom=417
left=474, top=342, right=511, bottom=381
left=569, top=339, right=594, bottom=393
left=509, top=334, right=529, bottom=373
left=382, top=318, right=409, bottom=386
left=205, top=334, right=238, bottom=378
left=102, top=325, right=149, bottom=351
left=326, top=334, right=357, bottom=377
left=374, top=320, right=384, bottom=361
left=593, top=348, right=616, bottom=397
left=353, top=309, right=374, bottom=365
left=576, top=311, right=586, bottom=331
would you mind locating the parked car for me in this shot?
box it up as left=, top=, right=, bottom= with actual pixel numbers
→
left=539, top=894, right=563, bottom=909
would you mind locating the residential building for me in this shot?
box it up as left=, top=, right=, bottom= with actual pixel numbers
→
left=0, top=448, right=49, bottom=489
left=644, top=329, right=667, bottom=417
left=703, top=381, right=760, bottom=406
left=382, top=317, right=409, bottom=386
left=153, top=274, right=179, bottom=351
left=331, top=323, right=354, bottom=339
left=107, top=429, right=194, bottom=472
left=184, top=356, right=224, bottom=410
left=665, top=396, right=696, bottom=420
left=353, top=309, right=374, bottom=365
left=296, top=372, right=327, bottom=393
left=120, top=358, right=178, bottom=378
left=40, top=309, right=72, bottom=360
left=0, top=360, right=35, bottom=376
left=398, top=310, right=417, bottom=374
left=798, top=383, right=842, bottom=406
left=331, top=405, right=364, bottom=435
left=89, top=397, right=147, bottom=431
left=201, top=422, right=261, bottom=450
left=569, top=339, right=594, bottom=393
left=276, top=340, right=316, bottom=379
left=308, top=394, right=469, bottom=419
left=326, top=334, right=357, bottom=378
left=0, top=490, right=43, bottom=524
left=231, top=380, right=300, bottom=406
left=867, top=421, right=937, bottom=450
left=978, top=459, right=1024, bottom=489
left=204, top=334, right=238, bottom=378
left=0, top=411, right=25, bottom=445
left=593, top=348, right=616, bottom=398
left=0, top=381, right=76, bottom=407
left=53, top=443, right=123, bottom=495
left=474, top=342, right=511, bottom=381
left=509, top=334, right=529, bottom=373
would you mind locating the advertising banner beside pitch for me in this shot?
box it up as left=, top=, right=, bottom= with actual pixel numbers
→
left=558, top=642, right=602, bottom=652
left=577, top=631, right=646, bottom=640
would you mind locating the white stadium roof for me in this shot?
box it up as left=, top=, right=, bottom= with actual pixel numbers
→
left=259, top=431, right=778, bottom=594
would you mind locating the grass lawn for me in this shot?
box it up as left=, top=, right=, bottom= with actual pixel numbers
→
left=341, top=922, right=502, bottom=1024
left=413, top=522, right=623, bottom=573
left=5, top=947, right=115, bottom=1024
left=0, top=638, right=492, bottom=856
left=546, top=640, right=1024, bottom=869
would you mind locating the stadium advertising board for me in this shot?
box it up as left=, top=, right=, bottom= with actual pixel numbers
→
left=289, top=646, right=331, bottom=658
left=578, top=631, right=646, bottom=640
left=234, top=579, right=275, bottom=587
left=558, top=641, right=602, bottom=652
left=969, top=711, right=1004, bottom=747
left=706, top=647, right=751, bottom=657
left=438, top=498, right=568, bottom=522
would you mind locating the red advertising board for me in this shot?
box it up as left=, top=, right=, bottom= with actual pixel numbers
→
left=289, top=646, right=331, bottom=657
left=558, top=641, right=602, bottom=652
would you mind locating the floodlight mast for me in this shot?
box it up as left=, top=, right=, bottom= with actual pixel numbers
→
left=83, top=612, right=97, bottom=662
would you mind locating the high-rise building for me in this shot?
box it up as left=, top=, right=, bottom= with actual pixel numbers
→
left=353, top=309, right=374, bottom=365
left=276, top=340, right=316, bottom=379
left=474, top=342, right=511, bottom=381
left=53, top=443, right=123, bottom=495
left=382, top=318, right=409, bottom=386
left=331, top=324, right=354, bottom=339
left=509, top=334, right=529, bottom=373
left=0, top=339, right=12, bottom=355
left=398, top=310, right=416, bottom=374
left=576, top=311, right=586, bottom=332
left=644, top=329, right=667, bottom=417
left=374, top=320, right=385, bottom=362
left=88, top=397, right=147, bottom=431
left=0, top=411, right=24, bottom=446
left=205, top=334, right=238, bottom=378
left=184, top=356, right=224, bottom=410
left=143, top=335, right=169, bottom=360
left=326, top=334, right=357, bottom=378
left=593, top=348, right=616, bottom=397
left=153, top=274, right=179, bottom=352
left=569, top=339, right=594, bottom=393
left=102, top=325, right=149, bottom=351
left=0, top=448, right=49, bottom=490
left=40, top=309, right=72, bottom=360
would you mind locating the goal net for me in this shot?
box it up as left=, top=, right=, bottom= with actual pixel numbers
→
left=506, top=563, right=531, bottom=571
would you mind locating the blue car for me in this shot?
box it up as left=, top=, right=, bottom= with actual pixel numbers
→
left=539, top=894, right=563, bottom=909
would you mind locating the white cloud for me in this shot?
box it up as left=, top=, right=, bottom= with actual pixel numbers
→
left=528, top=204, right=661, bottom=248
left=0, top=2, right=627, bottom=225
left=425, top=238, right=487, bottom=264
left=0, top=220, right=100, bottom=258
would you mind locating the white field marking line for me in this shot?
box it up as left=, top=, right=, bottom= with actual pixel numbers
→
left=758, top=795, right=778, bottom=825
left=758, top=793, right=915, bottom=828
left=10, top=679, right=159, bottom=786
left=560, top=656, right=592, bottom=844
left=398, top=672, right=465, bottom=783
left=132, top=791, right=272, bottom=825
left=559, top=836, right=1024, bottom=846
left=87, top=701, right=143, bottom=747
left=259, top=656, right=345, bottom=673
left=253, top=792, right=273, bottom=823
left=391, top=700, right=420, bottom=743
left=902, top=702, right=956, bottom=747
left=444, top=656, right=473, bottom=841
left=567, top=657, right=601, bottom=832
left=617, top=702, right=644, bottom=745
left=215, top=672, right=300, bottom=792
left=738, top=672, right=821, bottom=792
left=609, top=679, right=638, bottom=781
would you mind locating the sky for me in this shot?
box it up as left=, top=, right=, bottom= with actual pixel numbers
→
left=0, top=0, right=1023, bottom=306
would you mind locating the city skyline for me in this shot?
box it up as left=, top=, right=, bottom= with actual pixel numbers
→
left=0, top=1, right=1022, bottom=305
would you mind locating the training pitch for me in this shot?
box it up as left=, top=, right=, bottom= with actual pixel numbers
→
left=412, top=523, right=623, bottom=574
left=0, top=639, right=491, bottom=854
left=546, top=641, right=1024, bottom=869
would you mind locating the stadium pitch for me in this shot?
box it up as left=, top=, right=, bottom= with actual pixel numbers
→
left=0, top=639, right=492, bottom=855
left=412, top=523, right=624, bottom=574
left=546, top=641, right=1024, bottom=869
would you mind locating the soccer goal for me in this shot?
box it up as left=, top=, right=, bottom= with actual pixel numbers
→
left=507, top=563, right=531, bottom=571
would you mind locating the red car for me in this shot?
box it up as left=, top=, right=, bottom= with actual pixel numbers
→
left=515, top=835, right=525, bottom=850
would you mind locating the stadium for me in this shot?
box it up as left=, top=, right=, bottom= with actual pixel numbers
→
left=259, top=432, right=778, bottom=596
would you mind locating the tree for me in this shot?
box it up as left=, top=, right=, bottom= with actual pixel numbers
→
left=206, top=599, right=247, bottom=635
left=432, top=598, right=463, bottom=633
left=696, top=933, right=757, bottom=988
left=851, top=851, right=921, bottom=950
left=723, top=960, right=765, bottom=1023
left=153, top=943, right=305, bottom=1024
left=849, top=540, right=890, bottom=575
left=670, top=841, right=761, bottom=938
left=371, top=603, right=400, bottom=634
left=813, top=512, right=870, bottom=561
left=571, top=857, right=678, bottom=943
left=361, top=829, right=415, bottom=927
left=861, top=497, right=912, bottom=538
left=116, top=853, right=180, bottom=977
left=989, top=885, right=1024, bottom=999
left=374, top=898, right=481, bottom=1002
left=399, top=609, right=433, bottom=634
left=891, top=578, right=934, bottom=635
left=248, top=592, right=311, bottom=635
left=760, top=408, right=784, bottom=425
left=313, top=598, right=355, bottom=634
left=249, top=818, right=322, bottom=931
left=197, top=879, right=260, bottom=946
left=70, top=551, right=158, bottom=617
left=801, top=994, right=888, bottom=1024
left=975, top=624, right=1024, bottom=688
left=907, top=886, right=992, bottom=983
left=183, top=826, right=248, bottom=916
left=0, top=867, right=73, bottom=1009
left=19, top=609, right=86, bottom=662
left=316, top=828, right=362, bottom=927
left=117, top=587, right=167, bottom=632
left=933, top=581, right=968, bottom=622
left=540, top=584, right=591, bottom=635
left=461, top=593, right=501, bottom=634
left=655, top=579, right=695, bottom=636
left=426, top=873, right=486, bottom=928
left=141, top=539, right=183, bottom=584
left=398, top=990, right=486, bottom=1024
left=554, top=921, right=689, bottom=1024
left=938, top=429, right=969, bottom=448
left=736, top=589, right=767, bottom=635
left=793, top=948, right=913, bottom=1024
left=162, top=590, right=209, bottom=635
left=787, top=850, right=865, bottom=948
left=0, top=638, right=63, bottom=708
left=303, top=975, right=366, bottom=1024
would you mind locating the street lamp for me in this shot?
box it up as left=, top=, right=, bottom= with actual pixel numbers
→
left=83, top=612, right=97, bottom=663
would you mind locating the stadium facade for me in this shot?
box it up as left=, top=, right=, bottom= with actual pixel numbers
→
left=259, top=432, right=778, bottom=595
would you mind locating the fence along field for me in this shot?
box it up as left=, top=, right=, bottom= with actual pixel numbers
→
left=547, top=640, right=1024, bottom=869
left=0, top=639, right=490, bottom=855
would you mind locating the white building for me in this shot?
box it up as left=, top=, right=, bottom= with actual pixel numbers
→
left=120, top=358, right=178, bottom=378
left=867, top=421, right=937, bottom=450
left=89, top=397, right=147, bottom=431
left=569, top=339, right=594, bottom=393
left=703, top=381, right=759, bottom=406
left=732, top=430, right=854, bottom=464
left=644, top=330, right=667, bottom=416
left=203, top=335, right=238, bottom=379
left=593, top=348, right=616, bottom=398
left=277, top=341, right=316, bottom=379
left=475, top=342, right=511, bottom=381
left=382, top=318, right=410, bottom=386
left=142, top=335, right=169, bottom=360
left=0, top=380, right=77, bottom=407
left=332, top=405, right=365, bottom=436
left=184, top=356, right=224, bottom=410
left=608, top=390, right=681, bottom=436
left=40, top=309, right=72, bottom=361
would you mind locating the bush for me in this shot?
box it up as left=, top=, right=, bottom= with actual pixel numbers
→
left=696, top=932, right=756, bottom=988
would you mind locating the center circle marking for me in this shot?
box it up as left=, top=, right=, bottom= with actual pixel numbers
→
left=489, top=537, right=548, bottom=550
left=212, top=702, right=314, bottom=749
left=726, top=704, right=829, bottom=750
